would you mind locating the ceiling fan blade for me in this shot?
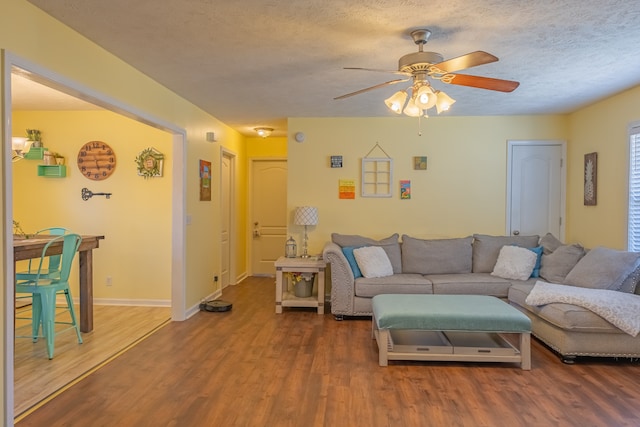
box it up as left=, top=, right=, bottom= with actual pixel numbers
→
left=344, top=67, right=412, bottom=76
left=334, top=78, right=410, bottom=100
left=442, top=73, right=520, bottom=92
left=431, top=51, right=498, bottom=73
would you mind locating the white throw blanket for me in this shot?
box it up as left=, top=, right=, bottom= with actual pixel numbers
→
left=525, top=281, right=640, bottom=337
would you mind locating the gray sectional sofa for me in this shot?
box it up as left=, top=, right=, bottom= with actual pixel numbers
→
left=323, top=233, right=640, bottom=362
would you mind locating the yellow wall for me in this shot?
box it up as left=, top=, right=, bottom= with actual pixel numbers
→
left=2, top=1, right=248, bottom=420
left=287, top=116, right=569, bottom=255
left=566, top=85, right=640, bottom=249
left=12, top=111, right=172, bottom=301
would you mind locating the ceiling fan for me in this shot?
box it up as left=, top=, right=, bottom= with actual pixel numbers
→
left=335, top=29, right=520, bottom=116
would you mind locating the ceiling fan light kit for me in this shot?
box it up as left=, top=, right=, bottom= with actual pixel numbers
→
left=336, top=28, right=519, bottom=123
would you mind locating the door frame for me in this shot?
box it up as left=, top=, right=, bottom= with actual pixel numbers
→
left=506, top=139, right=567, bottom=240
left=220, top=147, right=237, bottom=287
left=248, top=157, right=287, bottom=276
left=2, top=51, right=187, bottom=423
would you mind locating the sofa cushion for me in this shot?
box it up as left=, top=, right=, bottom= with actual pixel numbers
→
left=620, top=263, right=640, bottom=294
left=355, top=274, right=433, bottom=298
left=401, top=235, right=472, bottom=274
left=508, top=283, right=624, bottom=332
left=491, top=245, right=537, bottom=280
left=341, top=246, right=363, bottom=278
left=539, top=244, right=585, bottom=283
left=332, top=233, right=402, bottom=273
left=427, top=273, right=512, bottom=297
left=528, top=246, right=544, bottom=278
left=563, top=246, right=640, bottom=291
left=539, top=232, right=563, bottom=255
left=472, top=234, right=540, bottom=273
left=353, top=246, right=393, bottom=278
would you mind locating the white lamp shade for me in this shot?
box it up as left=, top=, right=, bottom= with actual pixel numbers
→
left=402, top=97, right=422, bottom=117
left=414, top=85, right=437, bottom=109
left=384, top=90, right=407, bottom=114
left=294, top=206, right=318, bottom=226
left=436, top=91, right=456, bottom=114
left=12, top=137, right=29, bottom=151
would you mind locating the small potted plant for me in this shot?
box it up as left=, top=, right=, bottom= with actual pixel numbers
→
left=26, top=129, right=42, bottom=148
left=288, top=272, right=315, bottom=297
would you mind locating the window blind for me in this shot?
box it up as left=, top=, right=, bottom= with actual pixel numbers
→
left=628, top=124, right=640, bottom=251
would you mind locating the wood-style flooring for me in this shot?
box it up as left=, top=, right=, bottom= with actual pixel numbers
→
left=14, top=304, right=171, bottom=417
left=17, top=277, right=640, bottom=426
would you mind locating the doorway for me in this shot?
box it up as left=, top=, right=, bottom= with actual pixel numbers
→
left=220, top=149, right=236, bottom=288
left=3, top=53, right=187, bottom=423
left=506, top=140, right=566, bottom=239
left=250, top=159, right=287, bottom=276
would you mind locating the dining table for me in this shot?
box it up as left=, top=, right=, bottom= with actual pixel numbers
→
left=13, top=234, right=105, bottom=333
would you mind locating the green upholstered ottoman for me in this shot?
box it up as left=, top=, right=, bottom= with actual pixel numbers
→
left=372, top=294, right=531, bottom=369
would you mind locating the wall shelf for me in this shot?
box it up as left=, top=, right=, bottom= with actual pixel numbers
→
left=24, top=147, right=47, bottom=160
left=37, top=165, right=66, bottom=178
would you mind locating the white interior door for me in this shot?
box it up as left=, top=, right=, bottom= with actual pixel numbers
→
left=251, top=159, right=287, bottom=276
left=220, top=151, right=235, bottom=288
left=507, top=141, right=565, bottom=239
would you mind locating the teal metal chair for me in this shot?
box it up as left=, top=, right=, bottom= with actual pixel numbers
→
left=15, top=227, right=69, bottom=281
left=15, top=234, right=83, bottom=359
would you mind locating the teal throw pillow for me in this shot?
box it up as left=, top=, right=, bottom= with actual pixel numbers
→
left=527, top=246, right=544, bottom=278
left=342, top=246, right=364, bottom=278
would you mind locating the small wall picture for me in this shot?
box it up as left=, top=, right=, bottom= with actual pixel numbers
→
left=199, top=159, right=211, bottom=201
left=331, top=155, right=343, bottom=168
left=339, top=178, right=355, bottom=199
left=413, top=156, right=427, bottom=170
left=135, top=147, right=164, bottom=179
left=400, top=180, right=411, bottom=199
left=584, top=152, right=597, bottom=206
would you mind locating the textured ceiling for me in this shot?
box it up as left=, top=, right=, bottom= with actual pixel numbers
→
left=16, top=0, right=640, bottom=136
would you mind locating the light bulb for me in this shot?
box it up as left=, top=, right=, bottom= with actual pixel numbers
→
left=414, top=85, right=436, bottom=109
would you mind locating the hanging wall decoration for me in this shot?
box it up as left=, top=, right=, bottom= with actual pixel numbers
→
left=400, top=180, right=411, bottom=199
left=135, top=147, right=165, bottom=179
left=584, top=152, right=597, bottom=206
left=200, top=159, right=212, bottom=201
left=339, top=178, right=356, bottom=199
left=413, top=156, right=428, bottom=170
left=330, top=155, right=343, bottom=168
left=361, top=142, right=393, bottom=198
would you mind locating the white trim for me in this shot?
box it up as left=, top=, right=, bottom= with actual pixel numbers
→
left=3, top=51, right=188, bottom=423
left=505, top=140, right=567, bottom=241
left=626, top=122, right=640, bottom=251
left=220, top=148, right=237, bottom=288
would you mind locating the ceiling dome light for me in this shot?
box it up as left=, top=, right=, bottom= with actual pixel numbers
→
left=254, top=127, right=274, bottom=138
left=384, top=90, right=407, bottom=114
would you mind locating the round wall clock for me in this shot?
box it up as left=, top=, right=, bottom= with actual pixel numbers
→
left=77, top=141, right=117, bottom=180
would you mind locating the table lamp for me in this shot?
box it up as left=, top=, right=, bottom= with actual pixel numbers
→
left=294, top=206, right=318, bottom=258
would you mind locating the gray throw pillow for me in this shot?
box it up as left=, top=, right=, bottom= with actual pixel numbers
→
left=539, top=244, right=585, bottom=283
left=563, top=246, right=640, bottom=290
left=619, top=261, right=640, bottom=294
left=331, top=233, right=402, bottom=274
left=472, top=234, right=540, bottom=273
left=401, top=235, right=472, bottom=274
left=539, top=232, right=563, bottom=255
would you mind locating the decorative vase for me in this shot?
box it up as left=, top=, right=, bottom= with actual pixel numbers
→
left=294, top=279, right=313, bottom=298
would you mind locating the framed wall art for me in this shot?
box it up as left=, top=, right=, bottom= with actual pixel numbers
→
left=584, top=152, right=597, bottom=206
left=413, top=156, right=427, bottom=170
left=199, top=159, right=211, bottom=201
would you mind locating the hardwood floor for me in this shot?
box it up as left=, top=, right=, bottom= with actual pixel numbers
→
left=14, top=305, right=171, bottom=418
left=17, top=277, right=640, bottom=426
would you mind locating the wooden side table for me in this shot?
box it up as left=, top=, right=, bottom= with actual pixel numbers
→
left=275, top=256, right=327, bottom=314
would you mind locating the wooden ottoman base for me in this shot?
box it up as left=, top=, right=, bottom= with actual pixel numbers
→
left=372, top=295, right=531, bottom=370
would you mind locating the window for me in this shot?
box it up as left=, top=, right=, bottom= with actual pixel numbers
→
left=628, top=123, right=640, bottom=251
